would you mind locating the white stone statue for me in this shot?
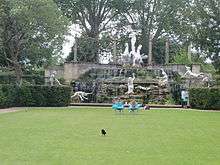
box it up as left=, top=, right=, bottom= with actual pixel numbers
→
left=132, top=45, right=143, bottom=66
left=120, top=31, right=144, bottom=66
left=158, top=69, right=168, bottom=87
left=129, top=32, right=136, bottom=53
left=129, top=32, right=137, bottom=64
left=71, top=91, right=92, bottom=102
left=182, top=65, right=212, bottom=87
left=135, top=85, right=151, bottom=91
left=183, top=66, right=201, bottom=78
left=121, top=43, right=130, bottom=64
left=49, top=71, right=62, bottom=86
left=126, top=73, right=135, bottom=94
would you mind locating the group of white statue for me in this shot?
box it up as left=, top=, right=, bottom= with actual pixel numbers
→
left=121, top=32, right=145, bottom=67
left=125, top=65, right=211, bottom=95
left=50, top=67, right=211, bottom=102
left=49, top=29, right=211, bottom=102
left=126, top=68, right=169, bottom=95
left=182, top=66, right=211, bottom=83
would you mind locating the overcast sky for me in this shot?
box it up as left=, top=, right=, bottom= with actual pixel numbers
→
left=62, top=24, right=81, bottom=58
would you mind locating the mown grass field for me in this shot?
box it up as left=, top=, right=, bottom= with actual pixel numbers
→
left=0, top=107, right=219, bottom=165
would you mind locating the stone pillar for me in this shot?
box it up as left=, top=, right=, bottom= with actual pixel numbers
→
left=165, top=38, right=169, bottom=64
left=191, top=64, right=201, bottom=74
left=187, top=41, right=192, bottom=63
left=113, top=40, right=117, bottom=64
left=148, top=34, right=153, bottom=65
left=74, top=36, right=77, bottom=62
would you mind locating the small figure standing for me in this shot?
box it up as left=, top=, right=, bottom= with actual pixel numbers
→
left=126, top=73, right=135, bottom=94
left=181, top=89, right=189, bottom=108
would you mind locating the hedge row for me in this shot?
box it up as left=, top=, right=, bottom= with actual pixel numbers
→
left=0, top=75, right=45, bottom=85
left=189, top=88, right=220, bottom=110
left=0, top=85, right=71, bottom=108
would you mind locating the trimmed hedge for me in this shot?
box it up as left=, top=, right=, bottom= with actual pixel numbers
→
left=0, top=85, right=71, bottom=108
left=189, top=88, right=220, bottom=110
left=0, top=75, right=45, bottom=85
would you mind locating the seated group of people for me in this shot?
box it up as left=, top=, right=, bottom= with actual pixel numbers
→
left=112, top=97, right=150, bottom=112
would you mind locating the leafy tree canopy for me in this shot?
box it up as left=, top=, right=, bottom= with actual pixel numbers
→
left=0, top=0, right=69, bottom=83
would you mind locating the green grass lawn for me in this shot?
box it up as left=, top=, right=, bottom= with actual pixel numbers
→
left=0, top=108, right=219, bottom=165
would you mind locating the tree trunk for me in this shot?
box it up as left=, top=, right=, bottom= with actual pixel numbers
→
left=73, top=36, right=78, bottom=63
left=14, top=62, right=23, bottom=85
left=148, top=34, right=153, bottom=65
left=165, top=38, right=169, bottom=64
left=11, top=51, right=22, bottom=85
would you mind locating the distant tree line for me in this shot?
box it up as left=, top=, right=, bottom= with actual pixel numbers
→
left=0, top=0, right=219, bottom=85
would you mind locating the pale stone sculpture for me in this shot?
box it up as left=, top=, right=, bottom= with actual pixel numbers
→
left=121, top=43, right=130, bottom=64
left=126, top=73, right=135, bottom=94
left=132, top=45, right=143, bottom=66
left=158, top=69, right=168, bottom=87
left=183, top=65, right=212, bottom=87
left=129, top=32, right=136, bottom=53
left=71, top=91, right=92, bottom=101
left=49, top=71, right=62, bottom=86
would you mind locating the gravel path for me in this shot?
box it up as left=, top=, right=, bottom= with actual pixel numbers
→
left=0, top=107, right=23, bottom=114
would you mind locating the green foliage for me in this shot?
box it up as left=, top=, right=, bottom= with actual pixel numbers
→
left=189, top=88, right=220, bottom=110
left=0, top=75, right=45, bottom=85
left=0, top=85, right=71, bottom=108
left=153, top=39, right=181, bottom=64
left=164, top=95, right=176, bottom=105
left=0, top=0, right=69, bottom=83
left=67, top=36, right=99, bottom=62
left=0, top=86, right=7, bottom=108
left=213, top=73, right=220, bottom=87
left=192, top=0, right=220, bottom=71
left=56, top=0, right=130, bottom=63
left=172, top=50, right=191, bottom=65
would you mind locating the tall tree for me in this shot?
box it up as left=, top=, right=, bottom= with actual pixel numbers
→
left=0, top=0, right=69, bottom=84
left=118, top=0, right=190, bottom=64
left=54, top=0, right=130, bottom=62
left=192, top=0, right=220, bottom=71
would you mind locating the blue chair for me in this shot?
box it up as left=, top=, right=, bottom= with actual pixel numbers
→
left=112, top=102, right=124, bottom=112
left=128, top=103, right=142, bottom=112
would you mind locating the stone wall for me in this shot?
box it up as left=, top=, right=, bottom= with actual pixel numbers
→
left=45, top=63, right=201, bottom=84
left=45, top=66, right=64, bottom=78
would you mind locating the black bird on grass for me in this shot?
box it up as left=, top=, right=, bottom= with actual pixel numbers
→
left=101, top=129, right=107, bottom=136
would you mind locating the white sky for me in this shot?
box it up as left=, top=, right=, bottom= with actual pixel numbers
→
left=62, top=24, right=81, bottom=58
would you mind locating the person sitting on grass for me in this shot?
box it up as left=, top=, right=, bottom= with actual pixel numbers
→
left=112, top=97, right=124, bottom=112
left=143, top=104, right=150, bottom=110
left=128, top=99, right=142, bottom=112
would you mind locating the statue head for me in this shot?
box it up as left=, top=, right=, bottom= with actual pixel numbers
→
left=185, top=66, right=190, bottom=71
left=52, top=71, right=57, bottom=75
left=129, top=32, right=136, bottom=38
left=137, top=45, right=142, bottom=51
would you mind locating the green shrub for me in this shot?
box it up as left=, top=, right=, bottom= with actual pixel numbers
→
left=0, top=85, right=71, bottom=108
left=189, top=88, right=220, bottom=110
left=0, top=75, right=44, bottom=85
left=0, top=87, right=7, bottom=108
left=1, top=85, right=17, bottom=107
